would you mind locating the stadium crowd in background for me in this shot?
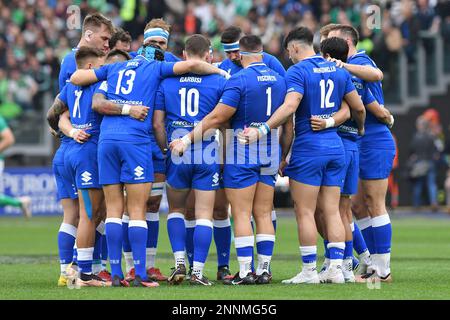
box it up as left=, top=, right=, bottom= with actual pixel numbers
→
left=0, top=0, right=450, bottom=204
left=0, top=0, right=449, bottom=117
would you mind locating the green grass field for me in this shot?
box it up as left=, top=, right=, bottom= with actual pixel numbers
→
left=1, top=215, right=450, bottom=300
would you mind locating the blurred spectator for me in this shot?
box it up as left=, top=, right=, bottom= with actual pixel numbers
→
left=7, top=68, right=38, bottom=114
left=408, top=116, right=440, bottom=210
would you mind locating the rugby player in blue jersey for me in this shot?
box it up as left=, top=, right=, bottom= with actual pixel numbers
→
left=48, top=13, right=114, bottom=286
left=312, top=37, right=378, bottom=283
left=170, top=35, right=290, bottom=285
left=153, top=34, right=227, bottom=286
left=217, top=26, right=286, bottom=273
left=70, top=40, right=229, bottom=287
left=122, top=18, right=180, bottom=283
left=328, top=25, right=395, bottom=283
left=50, top=47, right=111, bottom=287
left=240, top=27, right=366, bottom=284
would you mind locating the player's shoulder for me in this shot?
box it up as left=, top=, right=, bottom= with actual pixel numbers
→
left=349, top=50, right=376, bottom=67
left=61, top=48, right=77, bottom=66
left=164, top=51, right=181, bottom=62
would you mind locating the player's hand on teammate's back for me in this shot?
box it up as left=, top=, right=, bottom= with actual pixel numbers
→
left=310, top=117, right=327, bottom=131
left=73, top=129, right=90, bottom=143
left=129, top=105, right=149, bottom=121
left=327, top=57, right=345, bottom=68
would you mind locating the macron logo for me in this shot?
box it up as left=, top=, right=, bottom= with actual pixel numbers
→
left=81, top=171, right=92, bottom=184
left=134, top=166, right=144, bottom=180
left=212, top=173, right=219, bottom=186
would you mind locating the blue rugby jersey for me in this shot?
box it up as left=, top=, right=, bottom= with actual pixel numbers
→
left=155, top=73, right=227, bottom=151
left=93, top=55, right=176, bottom=143
left=348, top=50, right=394, bottom=149
left=219, top=52, right=286, bottom=76
left=285, top=54, right=355, bottom=156
left=219, top=62, right=286, bottom=164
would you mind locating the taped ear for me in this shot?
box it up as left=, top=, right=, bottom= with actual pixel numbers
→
left=84, top=30, right=93, bottom=42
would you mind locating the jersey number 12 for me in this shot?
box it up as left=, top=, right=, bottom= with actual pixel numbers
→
left=319, top=79, right=335, bottom=109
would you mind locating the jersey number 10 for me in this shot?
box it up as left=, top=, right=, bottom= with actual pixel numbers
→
left=179, top=88, right=199, bottom=117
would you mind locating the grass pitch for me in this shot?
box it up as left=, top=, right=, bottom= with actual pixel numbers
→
left=0, top=214, right=449, bottom=300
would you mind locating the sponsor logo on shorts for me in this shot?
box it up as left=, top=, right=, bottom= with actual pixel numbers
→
left=212, top=173, right=219, bottom=186
left=134, top=166, right=144, bottom=180
left=81, top=171, right=93, bottom=186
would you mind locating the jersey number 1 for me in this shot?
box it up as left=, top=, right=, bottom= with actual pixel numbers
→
left=319, top=79, right=335, bottom=109
left=179, top=88, right=199, bottom=116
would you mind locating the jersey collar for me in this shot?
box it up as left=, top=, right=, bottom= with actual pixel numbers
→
left=247, top=62, right=266, bottom=68
left=302, top=54, right=323, bottom=61
left=349, top=50, right=366, bottom=60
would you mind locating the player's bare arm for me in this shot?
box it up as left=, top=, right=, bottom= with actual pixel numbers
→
left=70, top=69, right=98, bottom=86
left=343, top=90, right=366, bottom=135
left=279, top=114, right=294, bottom=176
left=365, top=101, right=394, bottom=128
left=169, top=103, right=236, bottom=155
left=173, top=60, right=230, bottom=78
left=310, top=100, right=351, bottom=131
left=328, top=58, right=383, bottom=82
left=47, top=95, right=68, bottom=132
left=0, top=127, right=15, bottom=153
left=153, top=110, right=167, bottom=153
left=92, top=93, right=149, bottom=121
left=58, top=110, right=90, bottom=144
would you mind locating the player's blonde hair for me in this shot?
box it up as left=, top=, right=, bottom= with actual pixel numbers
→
left=319, top=23, right=340, bottom=40
left=144, top=18, right=171, bottom=33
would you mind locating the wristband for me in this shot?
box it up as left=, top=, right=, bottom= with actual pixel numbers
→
left=121, top=104, right=131, bottom=115
left=69, top=128, right=79, bottom=138
left=325, top=117, right=335, bottom=128
left=181, top=135, right=192, bottom=147
left=258, top=123, right=270, bottom=137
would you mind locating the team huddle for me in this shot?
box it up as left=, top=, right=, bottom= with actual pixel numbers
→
left=47, top=12, right=395, bottom=288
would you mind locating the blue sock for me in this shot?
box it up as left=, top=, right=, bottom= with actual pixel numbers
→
left=213, top=219, right=231, bottom=269
left=167, top=213, right=186, bottom=255
left=235, top=236, right=254, bottom=276
left=271, top=210, right=277, bottom=232
left=57, top=223, right=76, bottom=272
left=146, top=212, right=159, bottom=252
left=122, top=215, right=131, bottom=252
left=256, top=234, right=275, bottom=273
left=344, top=241, right=353, bottom=260
left=323, top=239, right=330, bottom=259
left=128, top=220, right=148, bottom=280
left=352, top=222, right=369, bottom=255
left=105, top=218, right=124, bottom=279
left=193, top=219, right=213, bottom=267
left=185, top=220, right=195, bottom=268
left=372, top=214, right=392, bottom=254
left=77, top=247, right=94, bottom=275
left=327, top=242, right=345, bottom=261
left=357, top=217, right=376, bottom=254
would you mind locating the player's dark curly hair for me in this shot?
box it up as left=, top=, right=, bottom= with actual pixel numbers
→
left=221, top=26, right=242, bottom=44
left=320, top=37, right=349, bottom=62
left=106, top=49, right=131, bottom=62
